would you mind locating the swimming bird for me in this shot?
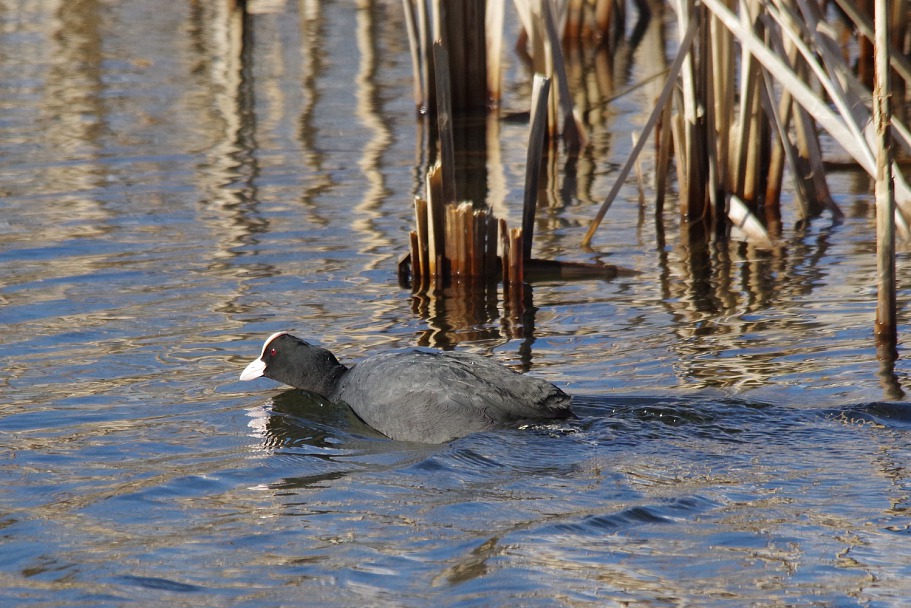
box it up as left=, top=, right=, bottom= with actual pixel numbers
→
left=239, top=332, right=574, bottom=443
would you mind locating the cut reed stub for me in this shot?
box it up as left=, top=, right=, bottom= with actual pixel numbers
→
left=398, top=199, right=628, bottom=290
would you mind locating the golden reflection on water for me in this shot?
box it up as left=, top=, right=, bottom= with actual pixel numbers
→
left=352, top=0, right=394, bottom=266
left=2, top=0, right=905, bottom=400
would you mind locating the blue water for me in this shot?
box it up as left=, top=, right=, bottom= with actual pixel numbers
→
left=3, top=0, right=911, bottom=605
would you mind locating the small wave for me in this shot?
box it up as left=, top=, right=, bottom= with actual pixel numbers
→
left=550, top=495, right=721, bottom=535
left=828, top=401, right=911, bottom=428
left=569, top=393, right=796, bottom=445
left=118, top=575, right=201, bottom=593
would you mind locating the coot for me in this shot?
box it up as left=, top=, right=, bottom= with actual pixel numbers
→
left=239, top=332, right=574, bottom=443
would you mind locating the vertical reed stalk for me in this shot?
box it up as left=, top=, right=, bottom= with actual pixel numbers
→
left=731, top=0, right=758, bottom=203
left=874, top=0, right=897, bottom=341
left=432, top=41, right=457, bottom=205
left=542, top=0, right=584, bottom=151
left=426, top=163, right=445, bottom=286
left=499, top=218, right=510, bottom=285
left=710, top=6, right=734, bottom=194
left=486, top=0, right=504, bottom=105
left=402, top=0, right=424, bottom=111
left=523, top=74, right=552, bottom=261
left=655, top=103, right=673, bottom=217
left=701, top=13, right=722, bottom=219
left=509, top=228, right=525, bottom=287
left=414, top=197, right=428, bottom=285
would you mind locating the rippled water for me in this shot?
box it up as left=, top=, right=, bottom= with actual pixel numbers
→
left=3, top=0, right=911, bottom=605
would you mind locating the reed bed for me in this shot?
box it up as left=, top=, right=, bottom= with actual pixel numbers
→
left=583, top=0, right=910, bottom=246
left=401, top=0, right=908, bottom=342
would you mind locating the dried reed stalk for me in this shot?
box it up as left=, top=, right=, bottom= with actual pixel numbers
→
left=486, top=0, right=504, bottom=105
left=403, top=0, right=490, bottom=113
left=439, top=0, right=487, bottom=112
left=874, top=0, right=896, bottom=339
left=432, top=41, right=457, bottom=206
left=757, top=59, right=808, bottom=221
left=702, top=0, right=910, bottom=234
left=409, top=229, right=421, bottom=281
left=672, top=0, right=707, bottom=220
left=509, top=228, right=525, bottom=286
left=632, top=133, right=646, bottom=207
left=541, top=0, right=585, bottom=151
left=583, top=14, right=698, bottom=247
left=655, top=103, right=673, bottom=217
left=710, top=9, right=734, bottom=195
left=499, top=218, right=510, bottom=285
left=523, top=74, right=552, bottom=261
left=426, top=163, right=445, bottom=283
left=831, top=0, right=911, bottom=90
left=401, top=0, right=435, bottom=112
left=514, top=0, right=586, bottom=147
left=701, top=13, right=722, bottom=219
left=414, top=197, right=429, bottom=283
left=402, top=0, right=424, bottom=111
left=761, top=30, right=797, bottom=217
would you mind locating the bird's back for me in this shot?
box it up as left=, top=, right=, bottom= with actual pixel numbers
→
left=331, top=349, right=572, bottom=443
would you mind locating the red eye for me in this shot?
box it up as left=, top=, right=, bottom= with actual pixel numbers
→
left=269, top=348, right=277, bottom=357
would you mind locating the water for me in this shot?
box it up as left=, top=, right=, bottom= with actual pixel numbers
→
left=2, top=0, right=911, bottom=605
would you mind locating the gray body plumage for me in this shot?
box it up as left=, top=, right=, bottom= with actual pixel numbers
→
left=332, top=349, right=572, bottom=443
left=240, top=333, right=573, bottom=443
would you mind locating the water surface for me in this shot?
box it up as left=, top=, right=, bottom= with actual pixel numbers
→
left=3, top=1, right=911, bottom=605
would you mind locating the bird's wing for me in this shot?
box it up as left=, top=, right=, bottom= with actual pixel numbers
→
left=333, top=350, right=571, bottom=443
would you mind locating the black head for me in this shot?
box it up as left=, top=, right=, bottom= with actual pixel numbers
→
left=239, top=332, right=347, bottom=396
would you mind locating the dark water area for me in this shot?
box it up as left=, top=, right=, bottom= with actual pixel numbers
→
left=3, top=0, right=911, bottom=605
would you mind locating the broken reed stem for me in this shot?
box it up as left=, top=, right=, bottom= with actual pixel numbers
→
left=448, top=205, right=462, bottom=277
left=499, top=218, right=510, bottom=285
left=414, top=197, right=428, bottom=282
left=509, top=227, right=525, bottom=287
left=514, top=0, right=586, bottom=146
left=410, top=229, right=421, bottom=282
left=426, top=163, right=445, bottom=284
left=467, top=205, right=481, bottom=278
left=832, top=0, right=911, bottom=96
left=485, top=212, right=497, bottom=278
left=563, top=0, right=619, bottom=39
left=589, top=0, right=911, bottom=251
left=411, top=193, right=502, bottom=288
left=670, top=105, right=688, bottom=210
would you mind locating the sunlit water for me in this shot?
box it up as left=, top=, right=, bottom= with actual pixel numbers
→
left=3, top=1, right=911, bottom=605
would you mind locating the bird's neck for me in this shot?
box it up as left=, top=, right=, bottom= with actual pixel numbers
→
left=298, top=347, right=349, bottom=397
